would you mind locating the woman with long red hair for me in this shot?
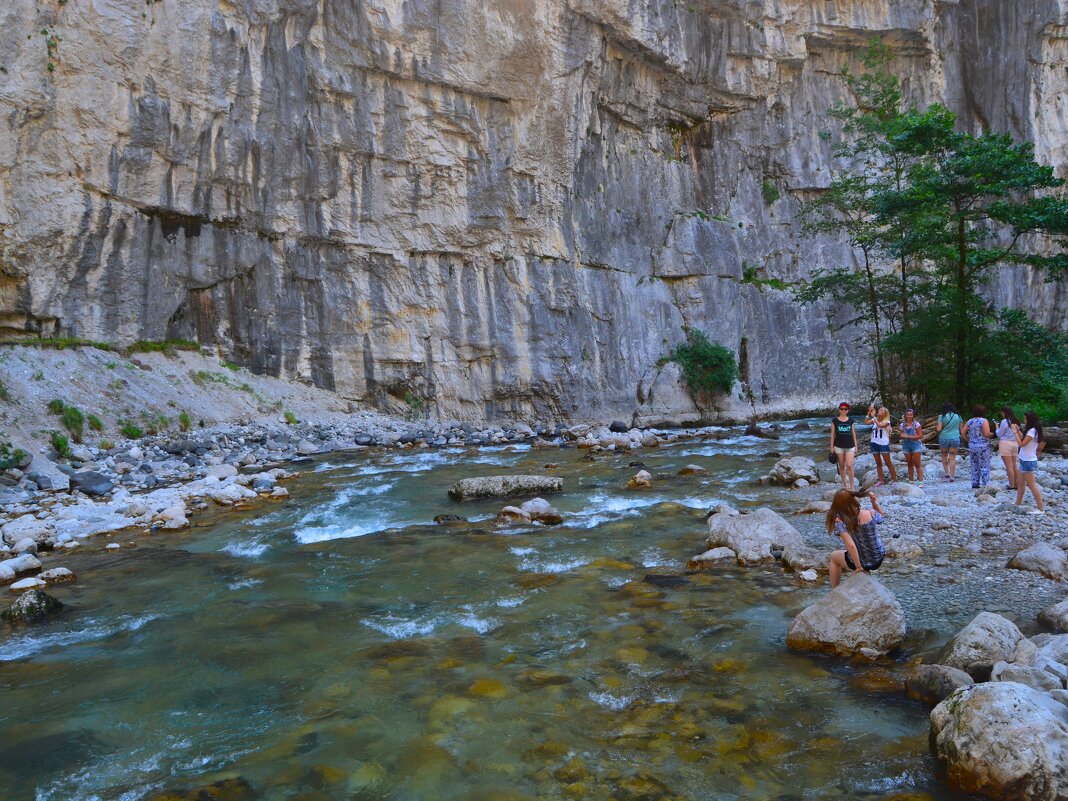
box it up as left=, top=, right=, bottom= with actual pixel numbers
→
left=826, top=488, right=887, bottom=588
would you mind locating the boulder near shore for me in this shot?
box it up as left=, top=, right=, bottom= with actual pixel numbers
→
left=786, top=572, right=906, bottom=658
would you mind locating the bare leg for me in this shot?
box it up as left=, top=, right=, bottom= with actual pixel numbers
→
left=837, top=455, right=847, bottom=488
left=1001, top=449, right=1017, bottom=489
left=1025, top=473, right=1043, bottom=511
left=829, top=550, right=848, bottom=588
left=947, top=448, right=957, bottom=480
left=916, top=454, right=924, bottom=483
left=844, top=450, right=856, bottom=490
left=875, top=453, right=885, bottom=483
left=885, top=454, right=898, bottom=482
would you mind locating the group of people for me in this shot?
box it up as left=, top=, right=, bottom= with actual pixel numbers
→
left=825, top=400, right=1047, bottom=587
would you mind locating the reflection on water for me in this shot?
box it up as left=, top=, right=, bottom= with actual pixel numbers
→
left=0, top=424, right=1051, bottom=800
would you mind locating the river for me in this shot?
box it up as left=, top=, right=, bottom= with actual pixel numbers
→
left=1, top=422, right=1028, bottom=800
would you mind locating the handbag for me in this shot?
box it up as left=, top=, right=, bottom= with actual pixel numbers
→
left=828, top=451, right=838, bottom=465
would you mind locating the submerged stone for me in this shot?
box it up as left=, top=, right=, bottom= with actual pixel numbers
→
left=3, top=589, right=63, bottom=624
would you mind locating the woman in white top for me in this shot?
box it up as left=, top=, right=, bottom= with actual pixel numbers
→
left=995, top=406, right=1021, bottom=491
left=864, top=405, right=897, bottom=485
left=1013, top=410, right=1044, bottom=514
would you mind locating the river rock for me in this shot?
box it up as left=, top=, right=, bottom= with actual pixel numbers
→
left=2, top=589, right=63, bottom=623
left=38, top=567, right=76, bottom=583
left=205, top=464, right=239, bottom=480
left=626, top=470, right=653, bottom=489
left=0, top=553, right=42, bottom=577
left=991, top=661, right=1064, bottom=692
left=155, top=505, right=190, bottom=529
left=686, top=547, right=736, bottom=571
left=518, top=497, right=563, bottom=525
left=706, top=505, right=805, bottom=565
left=11, top=538, right=37, bottom=555
left=905, top=664, right=973, bottom=707
left=884, top=536, right=923, bottom=559
left=931, top=682, right=1068, bottom=801
left=1034, top=634, right=1068, bottom=666
left=677, top=464, right=708, bottom=476
left=786, top=572, right=906, bottom=658
left=1, top=514, right=54, bottom=545
left=1007, top=543, right=1068, bottom=581
left=1040, top=598, right=1068, bottom=633
left=891, top=483, right=925, bottom=498
left=768, top=456, right=818, bottom=486
left=780, top=540, right=825, bottom=572
left=448, top=475, right=563, bottom=501
left=798, top=500, right=831, bottom=515
left=939, top=612, right=1029, bottom=680
left=69, top=471, right=115, bottom=496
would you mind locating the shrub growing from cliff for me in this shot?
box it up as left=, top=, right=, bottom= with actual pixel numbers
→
left=62, top=406, right=85, bottom=443
left=664, top=328, right=738, bottom=396
left=50, top=431, right=72, bottom=459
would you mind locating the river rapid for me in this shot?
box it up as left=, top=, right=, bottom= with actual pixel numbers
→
left=1, top=422, right=1040, bottom=801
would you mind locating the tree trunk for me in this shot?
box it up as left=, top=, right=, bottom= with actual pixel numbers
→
left=954, top=214, right=968, bottom=408
left=862, top=248, right=886, bottom=399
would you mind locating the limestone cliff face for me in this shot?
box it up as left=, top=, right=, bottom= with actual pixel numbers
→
left=0, top=1, right=1065, bottom=423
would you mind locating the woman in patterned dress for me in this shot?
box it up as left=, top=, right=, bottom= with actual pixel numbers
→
left=962, top=405, right=993, bottom=489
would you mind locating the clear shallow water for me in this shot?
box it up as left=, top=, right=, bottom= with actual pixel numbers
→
left=0, top=424, right=1018, bottom=800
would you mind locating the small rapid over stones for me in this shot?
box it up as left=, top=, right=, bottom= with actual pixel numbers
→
left=0, top=421, right=1066, bottom=800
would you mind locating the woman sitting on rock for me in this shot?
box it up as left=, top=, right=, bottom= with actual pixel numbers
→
left=826, top=489, right=886, bottom=589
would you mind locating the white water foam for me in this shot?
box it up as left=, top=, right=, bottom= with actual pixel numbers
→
left=517, top=556, right=590, bottom=574
left=220, top=539, right=269, bottom=558
left=565, top=492, right=666, bottom=529
left=588, top=691, right=635, bottom=710
left=509, top=546, right=538, bottom=556
left=495, top=596, right=526, bottom=608
left=228, top=578, right=264, bottom=590
left=0, top=614, right=161, bottom=662
left=360, top=611, right=499, bottom=639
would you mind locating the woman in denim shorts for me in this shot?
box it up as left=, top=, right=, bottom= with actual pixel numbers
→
left=1014, top=410, right=1045, bottom=514
left=864, top=405, right=896, bottom=485
left=899, top=408, right=924, bottom=484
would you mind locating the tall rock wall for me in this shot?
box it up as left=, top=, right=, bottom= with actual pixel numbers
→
left=0, top=0, right=1065, bottom=423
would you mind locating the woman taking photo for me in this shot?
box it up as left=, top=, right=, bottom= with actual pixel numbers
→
left=1014, top=410, right=1045, bottom=514
left=826, top=488, right=887, bottom=589
left=936, top=402, right=963, bottom=482
left=864, top=405, right=896, bottom=485
left=996, top=406, right=1021, bottom=491
left=828, top=402, right=858, bottom=491
left=898, top=408, right=924, bottom=484
left=962, top=405, right=993, bottom=488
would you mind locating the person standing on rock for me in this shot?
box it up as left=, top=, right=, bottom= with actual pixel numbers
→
left=864, top=405, right=896, bottom=485
left=898, top=409, right=924, bottom=485
left=829, top=402, right=858, bottom=490
left=962, top=405, right=993, bottom=489
left=826, top=489, right=886, bottom=588
left=1013, top=411, right=1045, bottom=514
left=996, top=406, right=1021, bottom=492
left=936, top=403, right=963, bottom=482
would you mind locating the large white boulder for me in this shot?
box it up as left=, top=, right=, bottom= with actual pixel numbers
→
left=1, top=514, right=54, bottom=546
left=939, top=612, right=1030, bottom=680
left=786, top=572, right=906, bottom=658
left=931, top=682, right=1068, bottom=801
left=705, top=505, right=805, bottom=565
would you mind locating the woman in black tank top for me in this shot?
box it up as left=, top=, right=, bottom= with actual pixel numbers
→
left=828, top=402, right=858, bottom=490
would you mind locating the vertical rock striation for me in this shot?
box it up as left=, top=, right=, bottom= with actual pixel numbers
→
left=0, top=1, right=1064, bottom=422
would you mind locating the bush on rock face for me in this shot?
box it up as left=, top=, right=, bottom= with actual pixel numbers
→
left=786, top=572, right=906, bottom=658
left=663, top=327, right=738, bottom=396
left=931, top=682, right=1068, bottom=801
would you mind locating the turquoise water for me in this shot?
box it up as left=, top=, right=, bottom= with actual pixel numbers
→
left=0, top=425, right=1018, bottom=800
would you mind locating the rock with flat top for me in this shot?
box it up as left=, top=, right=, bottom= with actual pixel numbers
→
left=1008, top=543, right=1068, bottom=581
left=448, top=475, right=563, bottom=501
left=768, top=456, right=818, bottom=486
left=931, top=681, right=1068, bottom=801
left=686, top=547, right=736, bottom=571
left=706, top=505, right=805, bottom=565
left=786, top=572, right=906, bottom=658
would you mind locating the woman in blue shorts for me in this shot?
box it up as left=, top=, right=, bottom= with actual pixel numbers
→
left=936, top=402, right=963, bottom=482
left=899, top=408, right=924, bottom=485
left=864, top=404, right=896, bottom=485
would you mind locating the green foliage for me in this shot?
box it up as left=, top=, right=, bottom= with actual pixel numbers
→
left=741, top=263, right=790, bottom=292
left=664, top=327, right=738, bottom=395
left=178, top=411, right=191, bottom=432
left=127, top=339, right=199, bottom=355
left=0, top=337, right=112, bottom=351
left=403, top=391, right=424, bottom=422
left=87, top=413, right=104, bottom=432
left=47, top=398, right=65, bottom=415
left=0, top=379, right=10, bottom=402
left=62, top=406, right=85, bottom=442
left=761, top=180, right=780, bottom=206
left=283, top=410, right=298, bottom=425
left=99, top=438, right=114, bottom=450
left=0, top=438, right=26, bottom=471
left=119, top=421, right=145, bottom=440
left=50, top=431, right=72, bottom=459
left=222, top=360, right=240, bottom=371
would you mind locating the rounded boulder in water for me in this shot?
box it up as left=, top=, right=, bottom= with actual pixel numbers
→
left=3, top=589, right=64, bottom=624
